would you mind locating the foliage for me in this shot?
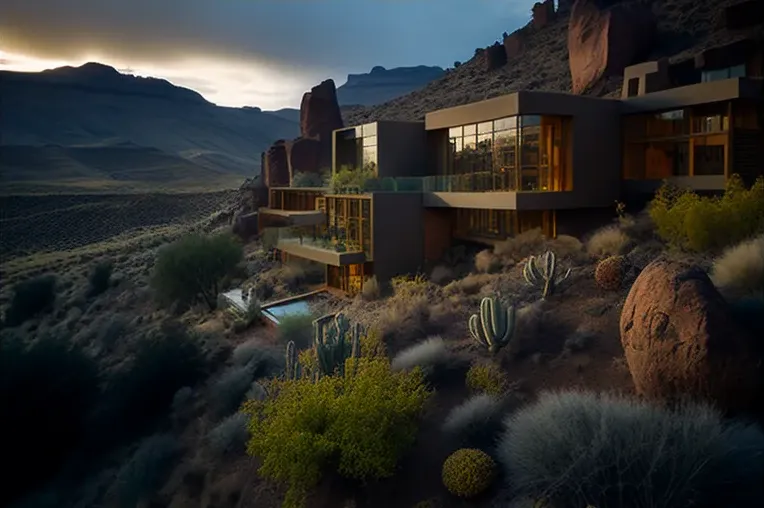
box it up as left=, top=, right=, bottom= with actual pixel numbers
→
left=210, top=364, right=257, bottom=419
left=442, top=448, right=497, bottom=498
left=277, top=313, right=315, bottom=348
left=649, top=175, right=764, bottom=252
left=586, top=225, right=630, bottom=258
left=594, top=255, right=627, bottom=291
left=710, top=234, right=764, bottom=300
left=465, top=362, right=510, bottom=396
left=360, top=328, right=387, bottom=359
left=292, top=170, right=329, bottom=188
left=0, top=334, right=99, bottom=506
left=114, top=434, right=180, bottom=508
left=312, top=313, right=362, bottom=377
left=329, top=165, right=376, bottom=193
left=90, top=321, right=206, bottom=446
left=87, top=259, right=114, bottom=297
left=442, top=394, right=507, bottom=450
left=468, top=296, right=516, bottom=354
left=4, top=274, right=57, bottom=326
left=523, top=250, right=571, bottom=299
left=150, top=232, right=243, bottom=310
left=208, top=412, right=249, bottom=457
left=391, top=336, right=450, bottom=375
left=497, top=390, right=764, bottom=508
left=231, top=338, right=283, bottom=374
left=243, top=358, right=431, bottom=508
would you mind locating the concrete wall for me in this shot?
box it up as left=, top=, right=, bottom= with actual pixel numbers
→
left=371, top=192, right=425, bottom=284
left=377, top=121, right=427, bottom=178
left=620, top=77, right=760, bottom=112
left=422, top=208, right=453, bottom=263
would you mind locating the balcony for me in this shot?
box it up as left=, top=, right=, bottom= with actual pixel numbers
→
left=258, top=207, right=326, bottom=228
left=275, top=227, right=366, bottom=266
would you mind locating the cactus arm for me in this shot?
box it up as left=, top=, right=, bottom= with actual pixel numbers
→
left=285, top=340, right=297, bottom=380
left=469, top=313, right=488, bottom=348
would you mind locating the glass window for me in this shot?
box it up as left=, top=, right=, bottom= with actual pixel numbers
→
left=477, top=133, right=492, bottom=151
left=338, top=128, right=356, bottom=141
left=521, top=115, right=541, bottom=127
left=453, top=137, right=463, bottom=152
left=363, top=123, right=377, bottom=137
left=463, top=124, right=477, bottom=136
left=463, top=137, right=476, bottom=151
left=449, top=126, right=462, bottom=138
left=362, top=135, right=377, bottom=147
left=362, top=145, right=377, bottom=167
left=478, top=122, right=493, bottom=134
left=354, top=126, right=364, bottom=138
left=729, top=64, right=746, bottom=78
left=521, top=125, right=540, bottom=166
left=494, top=117, right=516, bottom=131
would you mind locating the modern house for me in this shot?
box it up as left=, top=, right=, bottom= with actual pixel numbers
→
left=258, top=42, right=764, bottom=296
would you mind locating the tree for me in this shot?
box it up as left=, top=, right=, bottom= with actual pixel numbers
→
left=150, top=232, right=243, bottom=310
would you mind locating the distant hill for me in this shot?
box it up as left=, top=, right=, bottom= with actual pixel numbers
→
left=264, top=65, right=445, bottom=125
left=0, top=63, right=300, bottom=193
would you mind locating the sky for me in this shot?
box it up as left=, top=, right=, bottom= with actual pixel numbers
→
left=0, top=0, right=536, bottom=110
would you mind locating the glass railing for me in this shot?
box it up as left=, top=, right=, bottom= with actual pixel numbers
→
left=276, top=226, right=367, bottom=256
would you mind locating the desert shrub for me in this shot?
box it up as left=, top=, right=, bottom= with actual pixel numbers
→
left=114, top=434, right=180, bottom=508
left=430, top=264, right=455, bottom=284
left=87, top=259, right=113, bottom=297
left=475, top=249, right=502, bottom=273
left=4, top=275, right=57, bottom=326
left=151, top=232, right=243, bottom=310
left=231, top=338, right=283, bottom=372
left=493, top=228, right=545, bottom=260
left=277, top=313, right=314, bottom=348
left=171, top=386, right=194, bottom=413
left=361, top=275, right=381, bottom=301
left=291, top=171, right=327, bottom=188
left=90, top=321, right=206, bottom=446
left=562, top=325, right=597, bottom=354
left=442, top=394, right=507, bottom=450
left=329, top=165, right=376, bottom=193
left=594, top=255, right=627, bottom=291
left=497, top=390, right=764, bottom=508
left=586, top=225, right=630, bottom=258
left=244, top=358, right=431, bottom=508
left=442, top=448, right=497, bottom=498
left=710, top=234, right=764, bottom=300
left=465, top=362, right=510, bottom=396
left=207, top=412, right=249, bottom=456
left=0, top=335, right=99, bottom=506
left=391, top=336, right=451, bottom=376
left=649, top=175, right=764, bottom=252
left=360, top=328, right=387, bottom=358
left=210, top=364, right=258, bottom=419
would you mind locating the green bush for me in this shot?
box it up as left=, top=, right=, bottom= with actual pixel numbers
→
left=442, top=448, right=497, bottom=498
left=0, top=334, right=99, bottom=506
left=243, top=358, right=431, bottom=508
left=329, top=165, right=376, bottom=193
left=649, top=175, right=764, bottom=252
left=465, top=362, right=510, bottom=396
left=497, top=390, right=764, bottom=508
left=4, top=275, right=57, bottom=326
left=150, top=232, right=243, bottom=310
left=276, top=313, right=314, bottom=348
left=87, top=259, right=113, bottom=297
left=90, top=321, right=206, bottom=447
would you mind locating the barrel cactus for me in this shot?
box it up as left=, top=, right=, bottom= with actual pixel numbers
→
left=595, top=255, right=627, bottom=291
left=442, top=448, right=497, bottom=498
left=468, top=296, right=515, bottom=355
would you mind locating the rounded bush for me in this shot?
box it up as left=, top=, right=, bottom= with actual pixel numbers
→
left=594, top=255, right=626, bottom=291
left=442, top=448, right=497, bottom=498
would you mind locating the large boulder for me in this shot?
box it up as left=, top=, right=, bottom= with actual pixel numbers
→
left=568, top=0, right=655, bottom=94
left=620, top=259, right=763, bottom=416
left=299, top=79, right=344, bottom=141
left=286, top=137, right=324, bottom=177
left=484, top=42, right=508, bottom=71
left=264, top=140, right=289, bottom=187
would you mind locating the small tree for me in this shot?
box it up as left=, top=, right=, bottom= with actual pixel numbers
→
left=151, top=233, right=242, bottom=310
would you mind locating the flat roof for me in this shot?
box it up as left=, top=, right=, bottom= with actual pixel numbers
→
left=620, top=77, right=762, bottom=113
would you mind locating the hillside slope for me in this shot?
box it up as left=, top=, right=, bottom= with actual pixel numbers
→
left=343, top=0, right=747, bottom=125
left=0, top=63, right=300, bottom=191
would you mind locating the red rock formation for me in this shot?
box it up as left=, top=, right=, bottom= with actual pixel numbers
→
left=532, top=0, right=556, bottom=30
left=503, top=31, right=525, bottom=60
left=484, top=42, right=508, bottom=70
left=286, top=137, right=323, bottom=177
left=264, top=140, right=289, bottom=187
left=299, top=79, right=344, bottom=141
left=620, top=259, right=763, bottom=416
left=568, top=0, right=655, bottom=94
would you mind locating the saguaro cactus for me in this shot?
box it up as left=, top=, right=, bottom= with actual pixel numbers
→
left=312, top=312, right=363, bottom=376
left=285, top=340, right=299, bottom=380
left=468, top=296, right=516, bottom=354
left=523, top=250, right=571, bottom=299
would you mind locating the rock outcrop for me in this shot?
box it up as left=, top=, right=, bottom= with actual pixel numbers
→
left=532, top=0, right=557, bottom=30
left=263, top=140, right=289, bottom=187
left=620, top=259, right=763, bottom=416
left=503, top=31, right=525, bottom=60
left=568, top=0, right=655, bottom=94
left=484, top=42, right=509, bottom=70
left=299, top=79, right=344, bottom=141
left=286, top=137, right=323, bottom=177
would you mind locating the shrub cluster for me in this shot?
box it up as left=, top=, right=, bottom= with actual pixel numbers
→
left=243, top=358, right=431, bottom=508
left=649, top=175, right=764, bottom=252
left=4, top=275, right=57, bottom=326
left=87, top=259, right=114, bottom=297
left=466, top=362, right=510, bottom=396
left=442, top=448, right=497, bottom=498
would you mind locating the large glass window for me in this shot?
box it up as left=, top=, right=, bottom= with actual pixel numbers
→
left=701, top=64, right=746, bottom=83
left=334, top=123, right=379, bottom=173
left=321, top=196, right=373, bottom=258
left=444, top=115, right=570, bottom=192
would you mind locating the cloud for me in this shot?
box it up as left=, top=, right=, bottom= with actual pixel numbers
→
left=0, top=0, right=534, bottom=108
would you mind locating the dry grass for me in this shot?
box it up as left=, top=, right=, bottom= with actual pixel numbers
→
left=710, top=234, right=764, bottom=300
left=585, top=225, right=631, bottom=259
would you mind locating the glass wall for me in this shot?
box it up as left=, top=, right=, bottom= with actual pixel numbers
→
left=334, top=123, right=378, bottom=172
left=445, top=115, right=571, bottom=192
left=622, top=102, right=730, bottom=179
left=327, top=262, right=373, bottom=295
left=701, top=64, right=746, bottom=83
left=453, top=209, right=555, bottom=240
left=322, top=196, right=373, bottom=258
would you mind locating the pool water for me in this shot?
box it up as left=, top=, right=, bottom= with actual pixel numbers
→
left=261, top=299, right=312, bottom=324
